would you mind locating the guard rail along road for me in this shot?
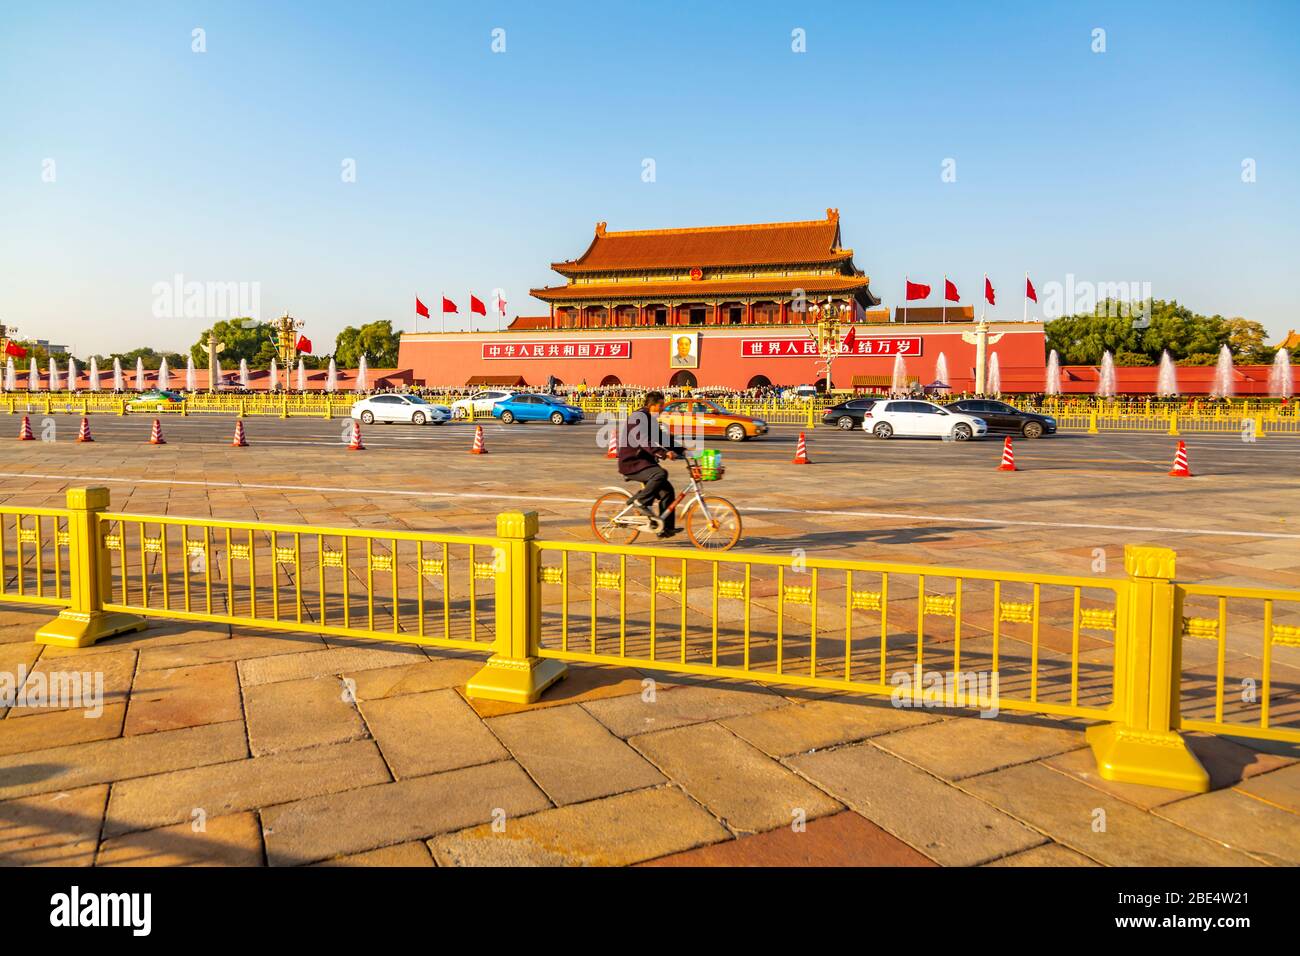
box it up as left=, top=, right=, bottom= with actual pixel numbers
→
left=4, top=489, right=1298, bottom=793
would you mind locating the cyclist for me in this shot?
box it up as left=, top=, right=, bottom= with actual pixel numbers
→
left=616, top=390, right=684, bottom=538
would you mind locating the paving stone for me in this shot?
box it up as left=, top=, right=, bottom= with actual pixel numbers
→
left=0, top=702, right=125, bottom=757
left=583, top=679, right=784, bottom=739
left=788, top=741, right=1043, bottom=866
left=8, top=647, right=137, bottom=718
left=261, top=760, right=550, bottom=865
left=313, top=842, right=435, bottom=866
left=463, top=663, right=651, bottom=719
left=487, top=704, right=664, bottom=805
left=1236, top=762, right=1300, bottom=812
left=1155, top=789, right=1300, bottom=866
left=104, top=739, right=391, bottom=837
left=244, top=676, right=367, bottom=756
left=631, top=721, right=840, bottom=833
left=97, top=810, right=264, bottom=866
left=961, top=762, right=1262, bottom=866
left=640, top=810, right=936, bottom=866
left=721, top=696, right=939, bottom=756
left=429, top=786, right=729, bottom=866
left=138, top=633, right=325, bottom=671
left=984, top=843, right=1101, bottom=866
left=360, top=688, right=506, bottom=778
left=238, top=644, right=428, bottom=686
left=346, top=656, right=485, bottom=700
left=124, top=661, right=241, bottom=735
left=0, top=720, right=248, bottom=800
left=871, top=715, right=1087, bottom=779
left=0, top=785, right=108, bottom=865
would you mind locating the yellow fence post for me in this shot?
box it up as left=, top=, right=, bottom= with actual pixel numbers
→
left=806, top=400, right=815, bottom=430
left=465, top=510, right=567, bottom=704
left=1166, top=412, right=1179, bottom=436
left=35, top=488, right=146, bottom=649
left=1085, top=545, right=1209, bottom=792
left=1254, top=414, right=1264, bottom=438
left=117, top=399, right=126, bottom=416
left=1087, top=411, right=1098, bottom=434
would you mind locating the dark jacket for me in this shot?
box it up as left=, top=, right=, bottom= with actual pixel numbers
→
left=617, top=408, right=681, bottom=475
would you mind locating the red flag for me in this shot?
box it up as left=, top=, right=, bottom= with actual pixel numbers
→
left=905, top=280, right=930, bottom=301
left=944, top=279, right=960, bottom=302
left=984, top=277, right=996, bottom=305
left=841, top=325, right=857, bottom=351
left=295, top=335, right=312, bottom=353
left=470, top=295, right=487, bottom=316
left=1026, top=277, right=1037, bottom=302
left=442, top=297, right=458, bottom=314
left=4, top=341, right=26, bottom=358
left=415, top=297, right=430, bottom=318
left=496, top=293, right=507, bottom=316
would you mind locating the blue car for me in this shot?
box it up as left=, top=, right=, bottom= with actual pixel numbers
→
left=492, top=393, right=584, bottom=425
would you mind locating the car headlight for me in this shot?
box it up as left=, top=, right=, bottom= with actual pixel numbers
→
left=1044, top=417, right=1056, bottom=424
left=753, top=419, right=767, bottom=428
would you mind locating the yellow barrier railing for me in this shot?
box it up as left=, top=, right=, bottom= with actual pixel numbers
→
left=8, top=489, right=1298, bottom=792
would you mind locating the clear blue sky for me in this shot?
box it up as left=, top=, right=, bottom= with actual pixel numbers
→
left=2, top=0, right=1297, bottom=356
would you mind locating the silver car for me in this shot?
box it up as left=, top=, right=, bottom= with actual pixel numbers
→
left=351, top=394, right=451, bottom=426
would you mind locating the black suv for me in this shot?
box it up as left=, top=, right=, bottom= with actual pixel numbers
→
left=821, top=398, right=880, bottom=430
left=945, top=399, right=1057, bottom=438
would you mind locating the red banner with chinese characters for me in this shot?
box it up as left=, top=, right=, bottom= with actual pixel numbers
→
left=740, top=336, right=922, bottom=358
left=482, top=340, right=631, bottom=360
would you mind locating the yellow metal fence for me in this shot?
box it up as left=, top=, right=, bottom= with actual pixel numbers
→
left=5, top=489, right=1298, bottom=792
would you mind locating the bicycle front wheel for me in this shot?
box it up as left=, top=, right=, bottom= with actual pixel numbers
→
left=685, top=495, right=742, bottom=551
left=591, top=492, right=641, bottom=545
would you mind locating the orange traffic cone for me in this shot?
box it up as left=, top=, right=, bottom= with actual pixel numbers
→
left=1168, top=440, right=1192, bottom=477
left=148, top=418, right=166, bottom=445
left=604, top=427, right=618, bottom=459
left=469, top=424, right=487, bottom=455
left=347, top=420, right=365, bottom=451
left=76, top=417, right=94, bottom=443
left=792, top=432, right=811, bottom=464
left=17, top=415, right=34, bottom=441
left=231, top=419, right=248, bottom=447
left=996, top=436, right=1017, bottom=471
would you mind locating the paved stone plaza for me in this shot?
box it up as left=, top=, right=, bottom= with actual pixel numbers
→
left=1, top=416, right=1297, bottom=866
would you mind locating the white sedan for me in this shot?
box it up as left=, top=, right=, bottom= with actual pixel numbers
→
left=351, top=394, right=451, bottom=426
left=863, top=399, right=987, bottom=441
left=449, top=389, right=517, bottom=419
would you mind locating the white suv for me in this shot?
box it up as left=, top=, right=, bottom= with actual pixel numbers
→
left=449, top=390, right=516, bottom=419
left=864, top=399, right=987, bottom=441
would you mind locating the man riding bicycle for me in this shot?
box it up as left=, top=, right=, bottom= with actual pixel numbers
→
left=616, top=390, right=685, bottom=539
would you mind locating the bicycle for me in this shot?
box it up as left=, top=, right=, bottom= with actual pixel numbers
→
left=590, top=455, right=743, bottom=551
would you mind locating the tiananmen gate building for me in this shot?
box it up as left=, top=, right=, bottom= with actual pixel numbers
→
left=398, top=210, right=1048, bottom=392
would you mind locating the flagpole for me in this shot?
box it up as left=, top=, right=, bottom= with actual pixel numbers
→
left=982, top=274, right=987, bottom=322
left=903, top=275, right=908, bottom=325
left=1023, top=272, right=1029, bottom=324
left=942, top=275, right=947, bottom=325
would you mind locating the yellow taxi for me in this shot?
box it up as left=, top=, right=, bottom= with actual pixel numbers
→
left=660, top=399, right=769, bottom=442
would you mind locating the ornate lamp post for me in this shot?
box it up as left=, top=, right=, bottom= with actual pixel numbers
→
left=271, top=312, right=305, bottom=391
left=806, top=298, right=848, bottom=393
left=0, top=322, right=16, bottom=357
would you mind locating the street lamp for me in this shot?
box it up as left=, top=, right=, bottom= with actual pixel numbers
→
left=270, top=312, right=305, bottom=391
left=806, top=298, right=848, bottom=393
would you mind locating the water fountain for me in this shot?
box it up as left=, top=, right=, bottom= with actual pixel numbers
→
left=326, top=358, right=338, bottom=392
left=355, top=355, right=369, bottom=392
left=28, top=358, right=38, bottom=391
left=297, top=358, right=306, bottom=391
left=269, top=358, right=278, bottom=391
left=888, top=354, right=908, bottom=394
left=68, top=357, right=78, bottom=393
left=239, top=359, right=250, bottom=390
left=113, top=358, right=124, bottom=392
left=933, top=352, right=949, bottom=387
left=158, top=357, right=170, bottom=391
left=1210, top=344, right=1234, bottom=398
left=1096, top=351, right=1117, bottom=398
left=1045, top=349, right=1060, bottom=395
left=48, top=357, right=61, bottom=391
left=4, top=357, right=15, bottom=392
left=186, top=354, right=196, bottom=392
left=89, top=356, right=100, bottom=392
left=135, top=357, right=145, bottom=391
left=1268, top=348, right=1292, bottom=398
left=1156, top=350, right=1179, bottom=397
left=986, top=352, right=1002, bottom=395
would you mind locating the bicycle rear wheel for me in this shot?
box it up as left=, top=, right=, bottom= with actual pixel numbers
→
left=685, top=495, right=742, bottom=551
left=591, top=492, right=641, bottom=545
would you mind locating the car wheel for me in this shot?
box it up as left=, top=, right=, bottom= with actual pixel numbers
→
left=837, top=416, right=855, bottom=430
left=411, top=411, right=426, bottom=426
left=953, top=423, right=972, bottom=441
left=500, top=410, right=515, bottom=424
left=1022, top=421, right=1044, bottom=439
left=360, top=411, right=375, bottom=425
left=873, top=422, right=893, bottom=439
left=452, top=407, right=467, bottom=419
left=550, top=411, right=564, bottom=425
left=725, top=423, right=746, bottom=442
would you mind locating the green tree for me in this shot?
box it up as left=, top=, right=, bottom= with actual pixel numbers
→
left=1046, top=299, right=1270, bottom=366
left=333, top=320, right=399, bottom=368
left=189, top=319, right=277, bottom=368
